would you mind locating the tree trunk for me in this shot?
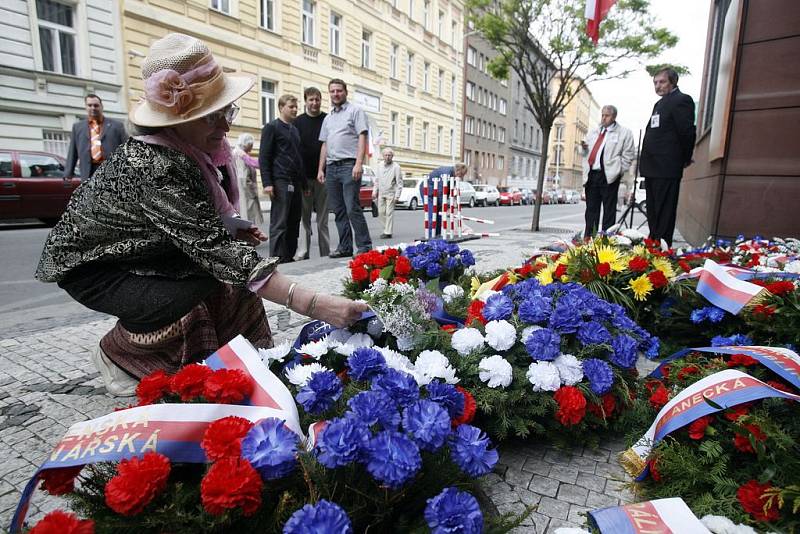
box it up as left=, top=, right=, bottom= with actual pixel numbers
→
left=531, top=126, right=551, bottom=232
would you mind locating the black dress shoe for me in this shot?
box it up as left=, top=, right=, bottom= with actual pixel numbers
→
left=278, top=257, right=295, bottom=264
left=329, top=250, right=353, bottom=258
left=380, top=233, right=392, bottom=239
left=356, top=248, right=372, bottom=254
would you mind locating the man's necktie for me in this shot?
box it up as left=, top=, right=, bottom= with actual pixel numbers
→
left=588, top=128, right=606, bottom=168
left=90, top=120, right=103, bottom=163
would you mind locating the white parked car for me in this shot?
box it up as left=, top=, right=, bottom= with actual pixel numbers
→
left=457, top=181, right=477, bottom=208
left=472, top=184, right=500, bottom=207
left=396, top=177, right=424, bottom=210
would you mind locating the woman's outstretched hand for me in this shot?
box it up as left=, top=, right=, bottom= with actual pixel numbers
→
left=313, top=294, right=369, bottom=328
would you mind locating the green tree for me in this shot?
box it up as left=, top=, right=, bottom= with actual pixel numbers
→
left=466, top=0, right=679, bottom=231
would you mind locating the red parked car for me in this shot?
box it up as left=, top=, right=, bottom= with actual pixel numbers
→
left=358, top=167, right=379, bottom=217
left=0, top=150, right=80, bottom=225
left=497, top=186, right=523, bottom=206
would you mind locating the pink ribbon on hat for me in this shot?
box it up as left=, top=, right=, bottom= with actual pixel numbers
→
left=143, top=59, right=220, bottom=115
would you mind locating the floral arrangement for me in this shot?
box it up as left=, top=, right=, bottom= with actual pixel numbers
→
left=674, top=236, right=800, bottom=273
left=342, top=247, right=412, bottom=298
left=402, top=239, right=476, bottom=284
left=35, top=355, right=522, bottom=533
left=635, top=351, right=799, bottom=532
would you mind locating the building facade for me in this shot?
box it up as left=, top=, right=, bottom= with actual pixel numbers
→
left=507, top=69, right=543, bottom=190
left=546, top=79, right=598, bottom=190
left=0, top=0, right=128, bottom=157
left=121, top=0, right=464, bottom=175
left=461, top=34, right=509, bottom=185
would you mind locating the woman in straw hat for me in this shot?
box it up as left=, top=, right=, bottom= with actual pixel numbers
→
left=36, top=33, right=366, bottom=395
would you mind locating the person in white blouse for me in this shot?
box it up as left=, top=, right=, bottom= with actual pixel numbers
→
left=372, top=147, right=404, bottom=239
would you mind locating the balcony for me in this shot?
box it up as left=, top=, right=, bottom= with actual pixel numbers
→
left=303, top=45, right=319, bottom=63
left=331, top=56, right=346, bottom=72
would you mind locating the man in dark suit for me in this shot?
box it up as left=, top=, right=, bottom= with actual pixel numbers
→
left=639, top=67, right=696, bottom=247
left=64, top=94, right=128, bottom=179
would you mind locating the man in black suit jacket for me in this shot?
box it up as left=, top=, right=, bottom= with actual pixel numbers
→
left=639, top=67, right=696, bottom=247
left=64, top=94, right=128, bottom=179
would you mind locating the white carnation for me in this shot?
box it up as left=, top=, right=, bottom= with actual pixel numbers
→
left=327, top=329, right=353, bottom=345
left=478, top=355, right=513, bottom=388
left=700, top=515, right=758, bottom=534
left=785, top=260, right=800, bottom=274
left=285, top=362, right=328, bottom=387
left=396, top=335, right=416, bottom=352
left=297, top=338, right=330, bottom=360
left=484, top=320, right=517, bottom=351
left=521, top=325, right=543, bottom=344
left=478, top=289, right=500, bottom=302
left=526, top=361, right=561, bottom=392
left=611, top=235, right=632, bottom=246
left=442, top=284, right=465, bottom=304
left=378, top=346, right=416, bottom=374
left=451, top=327, right=485, bottom=356
left=333, top=332, right=374, bottom=356
left=620, top=228, right=646, bottom=241
left=554, top=353, right=584, bottom=386
left=415, top=350, right=459, bottom=385
left=258, top=340, right=292, bottom=365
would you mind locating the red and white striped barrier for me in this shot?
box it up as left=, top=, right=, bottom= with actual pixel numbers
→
left=421, top=175, right=498, bottom=240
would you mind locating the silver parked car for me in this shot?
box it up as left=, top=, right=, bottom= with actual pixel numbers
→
left=457, top=181, right=477, bottom=208
left=472, top=184, right=500, bottom=206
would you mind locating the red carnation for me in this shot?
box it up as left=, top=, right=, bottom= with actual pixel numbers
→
left=553, top=386, right=587, bottom=426
left=351, top=264, right=369, bottom=283
left=440, top=324, right=457, bottom=333
left=368, top=268, right=381, bottom=283
left=595, top=262, right=611, bottom=277
left=554, top=264, right=567, bottom=279
left=384, top=248, right=400, bottom=259
left=727, top=353, right=758, bottom=368
left=766, top=380, right=792, bottom=393
left=39, top=466, right=83, bottom=496
left=677, top=365, right=700, bottom=380
left=737, top=480, right=780, bottom=522
left=392, top=276, right=409, bottom=284
left=687, top=415, right=713, bottom=439
left=648, top=457, right=662, bottom=482
left=588, top=393, right=616, bottom=419
left=746, top=254, right=762, bottom=268
left=170, top=364, right=213, bottom=401
left=136, top=370, right=172, bottom=406
left=203, top=369, right=254, bottom=404
left=452, top=386, right=476, bottom=427
left=648, top=383, right=669, bottom=409
left=733, top=423, right=767, bottom=453
left=765, top=280, right=795, bottom=296
left=28, top=510, right=95, bottom=534
left=105, top=452, right=171, bottom=516
left=660, top=364, right=672, bottom=377
left=201, top=457, right=263, bottom=516
left=628, top=256, right=649, bottom=272
left=466, top=300, right=486, bottom=326
left=201, top=416, right=254, bottom=461
left=647, top=270, right=669, bottom=288
left=517, top=263, right=533, bottom=277
left=724, top=404, right=749, bottom=422
left=394, top=256, right=412, bottom=276
left=752, top=304, right=776, bottom=318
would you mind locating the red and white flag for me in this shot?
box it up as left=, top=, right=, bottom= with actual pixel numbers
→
left=585, top=0, right=617, bottom=44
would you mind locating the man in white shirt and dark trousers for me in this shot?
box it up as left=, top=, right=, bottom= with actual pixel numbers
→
left=373, top=148, right=403, bottom=239
left=581, top=105, right=636, bottom=239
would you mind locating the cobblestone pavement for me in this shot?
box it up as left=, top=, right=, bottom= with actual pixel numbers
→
left=0, top=226, right=643, bottom=533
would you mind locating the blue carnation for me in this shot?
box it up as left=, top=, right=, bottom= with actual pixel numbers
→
left=610, top=334, right=638, bottom=368
left=365, top=430, right=422, bottom=488
left=427, top=262, right=443, bottom=278
left=296, top=370, right=343, bottom=415
left=548, top=303, right=583, bottom=334
left=425, top=487, right=484, bottom=534
left=587, top=298, right=615, bottom=321
left=609, top=305, right=637, bottom=331
left=347, top=390, right=401, bottom=430
left=371, top=368, right=420, bottom=408
left=426, top=381, right=465, bottom=419
left=483, top=293, right=514, bottom=321
left=525, top=327, right=561, bottom=361
left=446, top=256, right=459, bottom=270
left=690, top=308, right=707, bottom=324
left=577, top=321, right=612, bottom=346
left=518, top=295, right=552, bottom=324
left=446, top=243, right=460, bottom=255
left=316, top=415, right=371, bottom=468
left=402, top=400, right=451, bottom=452
left=347, top=347, right=387, bottom=381
left=241, top=418, right=298, bottom=480
left=643, top=336, right=660, bottom=359
left=706, top=306, right=726, bottom=323
left=411, top=254, right=430, bottom=271
left=659, top=297, right=676, bottom=317
left=283, top=500, right=353, bottom=534
left=459, top=249, right=475, bottom=267
left=712, top=333, right=753, bottom=347
left=448, top=424, right=499, bottom=478
left=582, top=358, right=614, bottom=395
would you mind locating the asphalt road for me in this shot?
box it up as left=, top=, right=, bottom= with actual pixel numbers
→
left=0, top=201, right=619, bottom=333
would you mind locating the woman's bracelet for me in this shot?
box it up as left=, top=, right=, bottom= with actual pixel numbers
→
left=285, top=282, right=298, bottom=311
left=306, top=292, right=320, bottom=317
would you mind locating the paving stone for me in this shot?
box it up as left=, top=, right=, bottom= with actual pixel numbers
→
left=529, top=475, right=560, bottom=497
left=586, top=490, right=619, bottom=509
left=515, top=487, right=542, bottom=507
left=497, top=500, right=527, bottom=517
left=526, top=512, right=551, bottom=534
left=575, top=471, right=606, bottom=493
left=498, top=451, right=529, bottom=471
left=522, top=457, right=553, bottom=476
left=546, top=518, right=582, bottom=533
left=567, top=504, right=591, bottom=525
left=594, top=461, right=625, bottom=479
left=548, top=465, right=579, bottom=484
left=484, top=480, right=513, bottom=497
left=569, top=455, right=598, bottom=473
left=537, top=496, right=570, bottom=520
left=492, top=490, right=524, bottom=506
left=543, top=448, right=574, bottom=464
left=581, top=447, right=610, bottom=462
left=504, top=467, right=533, bottom=489
left=556, top=483, right=588, bottom=506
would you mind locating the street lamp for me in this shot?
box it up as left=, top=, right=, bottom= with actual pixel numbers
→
left=451, top=29, right=479, bottom=166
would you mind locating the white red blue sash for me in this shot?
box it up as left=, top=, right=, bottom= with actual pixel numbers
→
left=589, top=497, right=711, bottom=533
left=651, top=345, right=800, bottom=390
left=621, top=370, right=800, bottom=479
left=675, top=263, right=799, bottom=282
left=694, top=260, right=767, bottom=314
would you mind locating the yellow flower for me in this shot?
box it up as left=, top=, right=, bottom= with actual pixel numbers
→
left=651, top=257, right=676, bottom=279
left=632, top=244, right=647, bottom=257
left=628, top=274, right=654, bottom=301
left=560, top=275, right=570, bottom=283
left=536, top=266, right=554, bottom=286
left=507, top=270, right=519, bottom=284
left=595, top=244, right=621, bottom=265
left=470, top=276, right=481, bottom=297
left=556, top=253, right=571, bottom=265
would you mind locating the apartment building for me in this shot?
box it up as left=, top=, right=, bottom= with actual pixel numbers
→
left=546, top=78, right=598, bottom=190
left=507, top=69, right=543, bottom=190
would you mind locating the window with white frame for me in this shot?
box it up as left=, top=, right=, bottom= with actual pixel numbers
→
left=329, top=12, right=342, bottom=56
left=408, top=0, right=414, bottom=20
left=450, top=128, right=454, bottom=155
left=36, top=0, right=77, bottom=75
left=390, top=43, right=399, bottom=79
left=422, top=122, right=429, bottom=150
left=437, top=125, right=443, bottom=153
left=499, top=98, right=507, bottom=115
left=437, top=69, right=444, bottom=98
left=406, top=52, right=414, bottom=85
left=406, top=116, right=414, bottom=148
left=210, top=0, right=231, bottom=15
left=465, top=116, right=474, bottom=135
left=499, top=127, right=505, bottom=143
left=260, top=0, right=275, bottom=30
left=261, top=79, right=277, bottom=125
left=361, top=30, right=372, bottom=68
left=390, top=112, right=398, bottom=144
left=498, top=155, right=504, bottom=170
left=514, top=119, right=518, bottom=139
left=43, top=130, right=70, bottom=158
left=466, top=46, right=476, bottom=66
left=438, top=10, right=444, bottom=38
left=522, top=122, right=527, bottom=143
left=451, top=74, right=456, bottom=102
left=464, top=150, right=470, bottom=166
left=555, top=124, right=564, bottom=141
left=423, top=62, right=430, bottom=92
left=451, top=20, right=457, bottom=47
left=423, top=0, right=430, bottom=30
left=477, top=86, right=483, bottom=105
left=478, top=53, right=484, bottom=71
left=302, top=0, right=315, bottom=46
left=465, top=81, right=475, bottom=101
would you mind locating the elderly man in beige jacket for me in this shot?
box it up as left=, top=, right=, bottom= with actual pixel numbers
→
left=581, top=105, right=636, bottom=238
left=372, top=147, right=404, bottom=239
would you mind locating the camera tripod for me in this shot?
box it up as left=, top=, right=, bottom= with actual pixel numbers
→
left=615, top=130, right=648, bottom=231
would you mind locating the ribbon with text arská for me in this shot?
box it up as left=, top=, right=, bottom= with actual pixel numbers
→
left=589, top=497, right=711, bottom=534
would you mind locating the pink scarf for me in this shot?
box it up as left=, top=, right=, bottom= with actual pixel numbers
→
left=135, top=129, right=239, bottom=217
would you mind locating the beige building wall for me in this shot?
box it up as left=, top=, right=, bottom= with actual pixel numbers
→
left=546, top=79, right=598, bottom=191
left=121, top=0, right=464, bottom=176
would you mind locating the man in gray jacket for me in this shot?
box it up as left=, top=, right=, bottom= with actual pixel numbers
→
left=372, top=147, right=403, bottom=239
left=64, top=94, right=128, bottom=179
left=580, top=105, right=635, bottom=238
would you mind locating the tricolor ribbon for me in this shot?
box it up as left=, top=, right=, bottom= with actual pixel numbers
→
left=695, top=259, right=768, bottom=314
left=675, top=263, right=800, bottom=282
left=589, top=497, right=711, bottom=534
left=620, top=369, right=800, bottom=478
left=651, top=345, right=800, bottom=391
